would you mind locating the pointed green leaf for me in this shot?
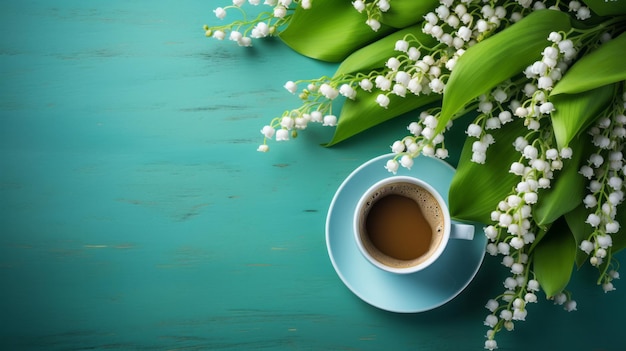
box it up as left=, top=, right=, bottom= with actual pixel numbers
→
left=533, top=217, right=576, bottom=298
left=333, top=24, right=436, bottom=77
left=379, top=0, right=439, bottom=28
left=449, top=119, right=523, bottom=223
left=528, top=225, right=551, bottom=253
left=436, top=10, right=571, bottom=135
left=325, top=89, right=440, bottom=146
left=550, top=84, right=615, bottom=149
left=565, top=204, right=596, bottom=267
left=582, top=0, right=626, bottom=16
left=279, top=0, right=395, bottom=62
left=551, top=33, right=626, bottom=96
left=534, top=134, right=590, bottom=225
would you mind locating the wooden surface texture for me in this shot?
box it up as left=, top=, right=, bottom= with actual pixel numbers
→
left=1, top=1, right=625, bottom=350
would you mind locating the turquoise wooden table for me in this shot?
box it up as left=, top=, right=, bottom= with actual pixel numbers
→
left=1, top=1, right=625, bottom=350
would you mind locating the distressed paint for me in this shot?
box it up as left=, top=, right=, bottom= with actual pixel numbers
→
left=1, top=1, right=625, bottom=350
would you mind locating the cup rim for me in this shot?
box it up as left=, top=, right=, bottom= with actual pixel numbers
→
left=353, top=175, right=452, bottom=274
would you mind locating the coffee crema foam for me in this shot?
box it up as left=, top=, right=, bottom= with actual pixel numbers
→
left=358, top=182, right=445, bottom=269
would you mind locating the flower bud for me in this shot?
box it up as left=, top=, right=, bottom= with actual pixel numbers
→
left=385, top=159, right=399, bottom=174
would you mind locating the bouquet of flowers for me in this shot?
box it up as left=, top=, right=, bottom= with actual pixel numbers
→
left=204, top=0, right=626, bottom=349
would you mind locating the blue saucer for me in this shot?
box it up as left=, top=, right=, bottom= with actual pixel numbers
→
left=325, top=154, right=487, bottom=313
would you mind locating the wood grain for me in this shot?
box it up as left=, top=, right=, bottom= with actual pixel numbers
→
left=1, top=1, right=624, bottom=350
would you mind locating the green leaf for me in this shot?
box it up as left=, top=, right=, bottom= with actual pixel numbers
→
left=534, top=134, right=590, bottom=226
left=582, top=0, right=626, bottom=16
left=333, top=24, right=436, bottom=77
left=449, top=119, right=523, bottom=223
left=379, top=0, right=439, bottom=28
left=550, top=84, right=615, bottom=149
left=551, top=33, right=626, bottom=96
left=528, top=225, right=551, bottom=254
left=565, top=204, right=595, bottom=267
left=325, top=89, right=440, bottom=146
left=436, top=10, right=571, bottom=135
left=279, top=0, right=395, bottom=62
left=533, top=217, right=576, bottom=298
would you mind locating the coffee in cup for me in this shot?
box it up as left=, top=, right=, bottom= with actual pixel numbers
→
left=354, top=176, right=474, bottom=274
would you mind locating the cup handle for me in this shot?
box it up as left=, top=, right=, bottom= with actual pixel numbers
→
left=450, top=222, right=475, bottom=240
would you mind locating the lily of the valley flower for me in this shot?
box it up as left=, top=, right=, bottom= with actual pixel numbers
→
left=208, top=1, right=626, bottom=350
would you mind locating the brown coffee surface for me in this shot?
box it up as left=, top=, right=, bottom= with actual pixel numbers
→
left=365, top=194, right=432, bottom=260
